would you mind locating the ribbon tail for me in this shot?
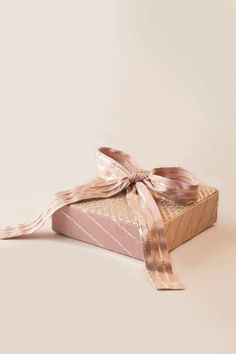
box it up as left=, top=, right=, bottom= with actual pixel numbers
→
left=126, top=182, right=185, bottom=290
left=0, top=178, right=126, bottom=240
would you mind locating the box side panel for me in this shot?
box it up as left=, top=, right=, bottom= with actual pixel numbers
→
left=52, top=205, right=143, bottom=260
left=167, top=191, right=219, bottom=251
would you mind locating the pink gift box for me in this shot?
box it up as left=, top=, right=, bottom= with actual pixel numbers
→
left=52, top=186, right=218, bottom=260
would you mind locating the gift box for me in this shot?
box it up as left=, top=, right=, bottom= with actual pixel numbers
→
left=0, top=146, right=219, bottom=291
left=52, top=184, right=218, bottom=260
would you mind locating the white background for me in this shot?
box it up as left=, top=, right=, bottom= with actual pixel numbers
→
left=0, top=1, right=235, bottom=353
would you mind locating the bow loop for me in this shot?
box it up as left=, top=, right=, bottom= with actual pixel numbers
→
left=149, top=167, right=199, bottom=203
left=97, top=147, right=139, bottom=181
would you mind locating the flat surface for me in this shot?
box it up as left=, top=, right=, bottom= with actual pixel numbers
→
left=0, top=216, right=235, bottom=354
left=0, top=1, right=236, bottom=353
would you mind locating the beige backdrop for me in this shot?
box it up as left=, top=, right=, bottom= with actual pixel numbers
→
left=0, top=1, right=235, bottom=353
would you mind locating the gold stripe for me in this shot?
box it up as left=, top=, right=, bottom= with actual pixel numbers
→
left=137, top=196, right=171, bottom=288
left=207, top=199, right=218, bottom=225
left=180, top=206, right=195, bottom=245
left=169, top=213, right=184, bottom=250
left=127, top=187, right=167, bottom=288
left=138, top=206, right=167, bottom=288
left=81, top=210, right=134, bottom=257
left=192, top=197, right=209, bottom=237
left=116, top=222, right=138, bottom=241
left=60, top=210, right=105, bottom=248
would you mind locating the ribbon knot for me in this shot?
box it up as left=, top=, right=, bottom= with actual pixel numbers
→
left=0, top=146, right=199, bottom=291
left=128, top=171, right=148, bottom=184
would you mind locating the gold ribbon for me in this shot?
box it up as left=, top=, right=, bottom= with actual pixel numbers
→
left=0, top=147, right=199, bottom=290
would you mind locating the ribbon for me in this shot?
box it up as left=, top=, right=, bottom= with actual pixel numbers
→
left=0, top=147, right=199, bottom=290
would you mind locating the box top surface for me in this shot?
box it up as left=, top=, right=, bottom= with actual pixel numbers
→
left=72, top=185, right=218, bottom=225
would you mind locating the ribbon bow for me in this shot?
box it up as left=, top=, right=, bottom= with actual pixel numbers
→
left=0, top=147, right=199, bottom=290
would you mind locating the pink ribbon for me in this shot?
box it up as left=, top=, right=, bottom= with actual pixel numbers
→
left=0, top=147, right=199, bottom=290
